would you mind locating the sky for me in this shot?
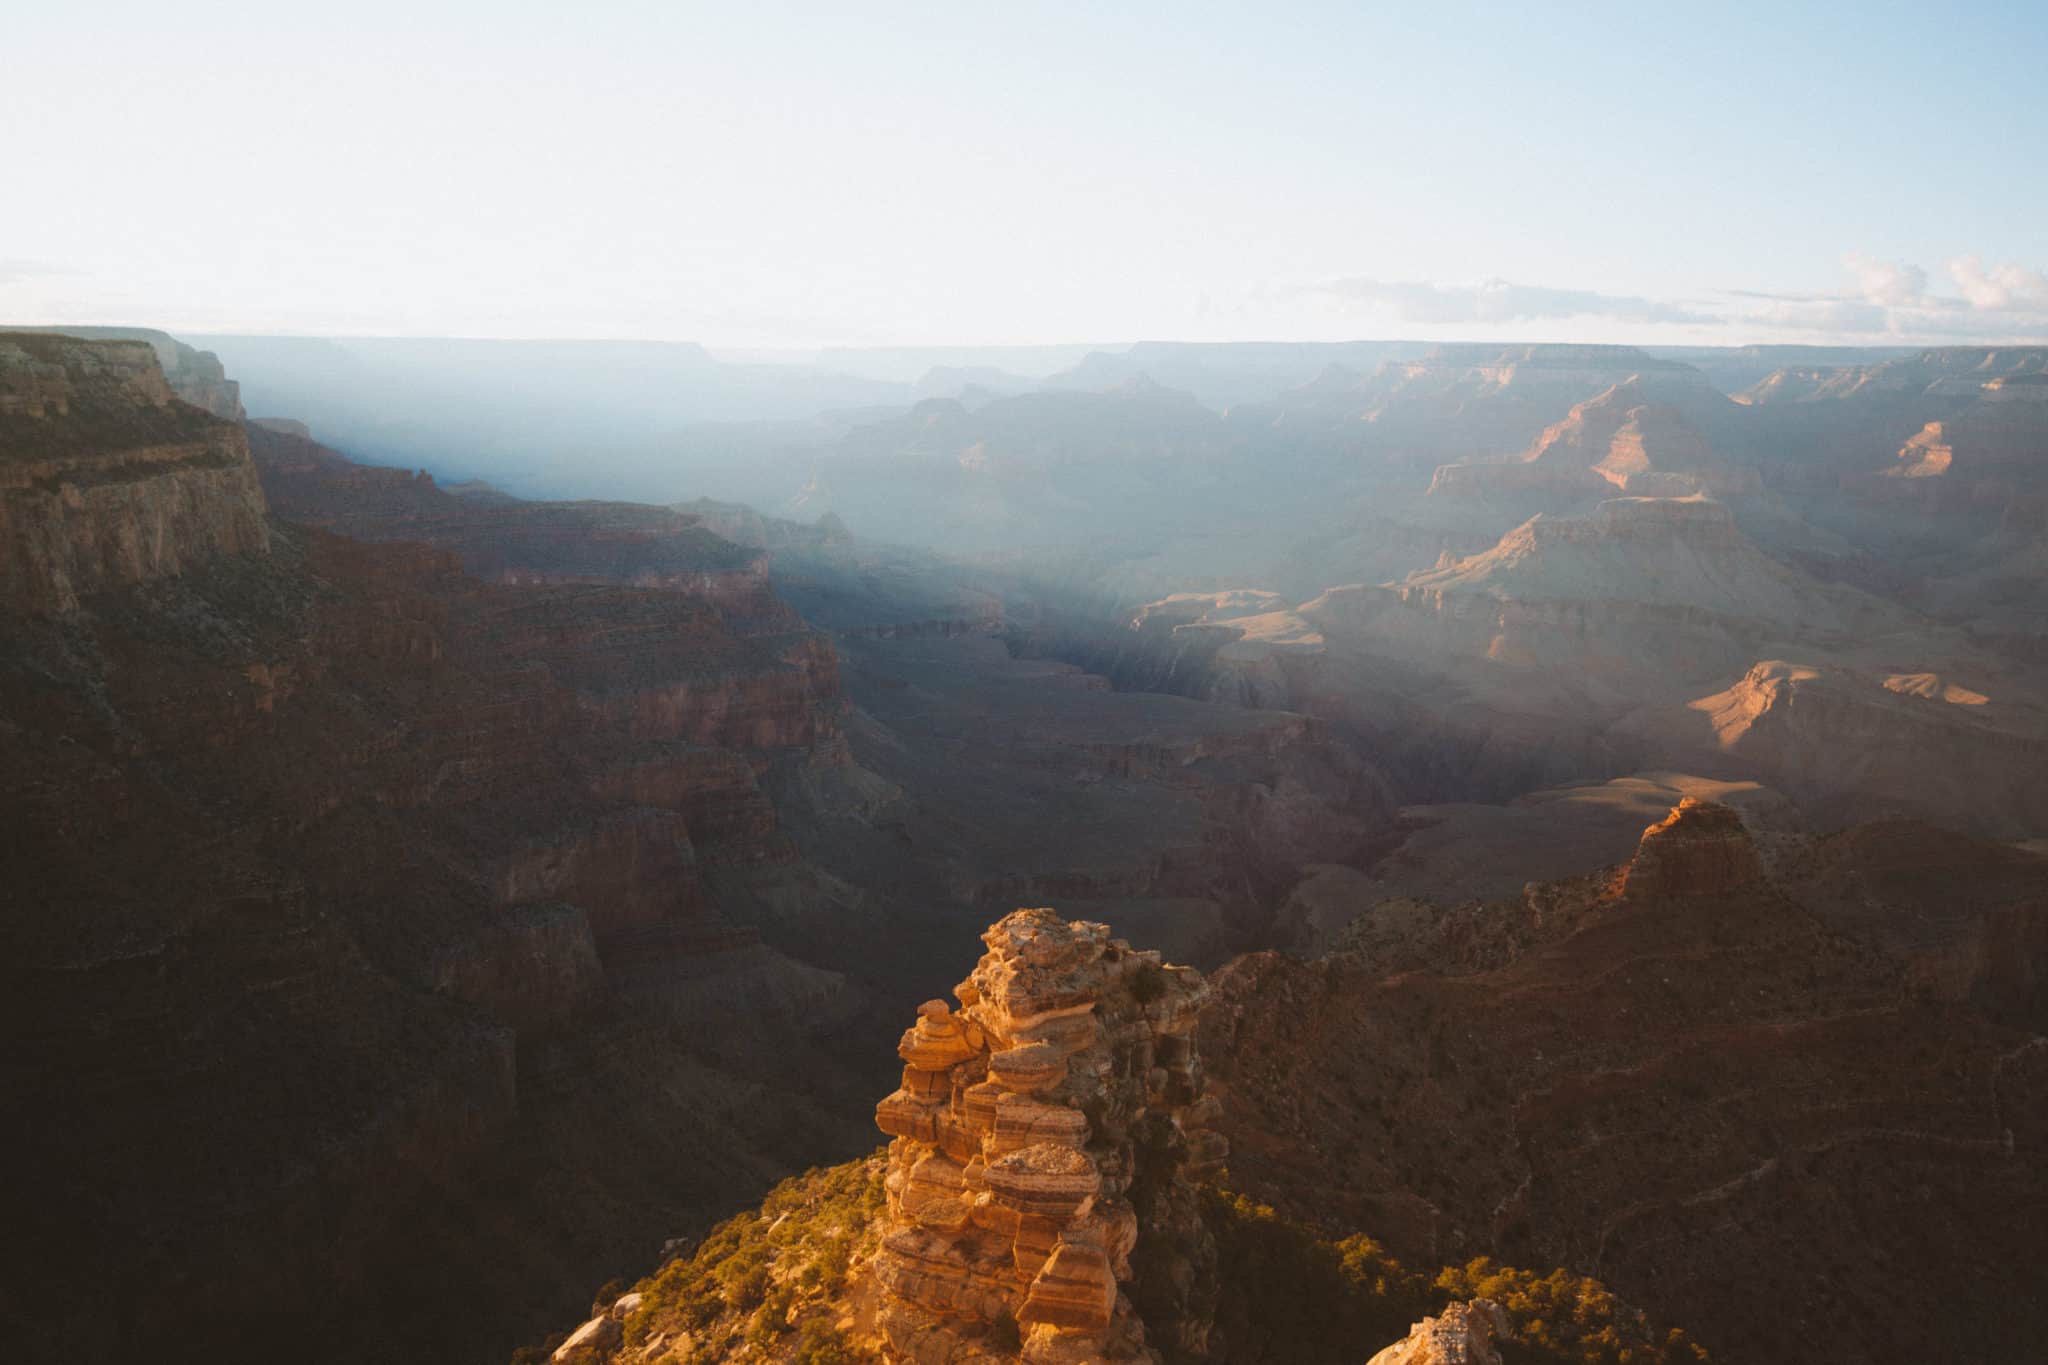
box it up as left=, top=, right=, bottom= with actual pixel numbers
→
left=6, top=0, right=2048, bottom=349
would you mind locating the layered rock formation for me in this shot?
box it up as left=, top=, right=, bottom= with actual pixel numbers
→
left=0, top=332, right=267, bottom=610
left=250, top=425, right=798, bottom=626
left=1426, top=374, right=1758, bottom=509
left=6, top=324, right=245, bottom=419
left=1627, top=658, right=2048, bottom=838
left=1236, top=344, right=1705, bottom=476
left=868, top=909, right=1224, bottom=1362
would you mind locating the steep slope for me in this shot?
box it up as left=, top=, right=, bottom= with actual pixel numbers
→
left=0, top=522, right=878, bottom=1362
left=1201, top=801, right=2048, bottom=1365
left=0, top=345, right=884, bottom=1362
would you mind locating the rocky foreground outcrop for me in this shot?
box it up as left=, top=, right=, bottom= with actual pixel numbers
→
left=1364, top=1300, right=1508, bottom=1365
left=528, top=905, right=1710, bottom=1365
left=868, top=909, right=1226, bottom=1362
left=0, top=332, right=267, bottom=610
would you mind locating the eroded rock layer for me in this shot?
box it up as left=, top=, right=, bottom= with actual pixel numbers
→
left=868, top=909, right=1224, bottom=1363
left=0, top=333, right=268, bottom=611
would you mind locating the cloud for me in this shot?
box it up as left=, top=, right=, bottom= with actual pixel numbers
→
left=1733, top=251, right=2048, bottom=340
left=1318, top=276, right=1718, bottom=326
left=1947, top=255, right=2048, bottom=313
left=1842, top=253, right=1929, bottom=307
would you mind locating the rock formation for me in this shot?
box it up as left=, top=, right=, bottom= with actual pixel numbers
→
left=1365, top=1300, right=1510, bottom=1365
left=1616, top=797, right=1763, bottom=899
left=5, top=324, right=245, bottom=419
left=1632, top=659, right=2048, bottom=838
left=0, top=332, right=268, bottom=611
left=868, top=908, right=1224, bottom=1362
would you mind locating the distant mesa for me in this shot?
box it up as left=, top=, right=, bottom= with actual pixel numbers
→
left=1883, top=671, right=1990, bottom=705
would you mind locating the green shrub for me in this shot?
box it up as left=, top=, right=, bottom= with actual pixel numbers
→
left=791, top=1317, right=858, bottom=1365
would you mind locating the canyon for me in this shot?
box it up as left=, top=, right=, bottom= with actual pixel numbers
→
left=4, top=329, right=2044, bottom=1365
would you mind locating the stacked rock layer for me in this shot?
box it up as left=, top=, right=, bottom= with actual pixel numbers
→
left=871, top=908, right=1226, bottom=1363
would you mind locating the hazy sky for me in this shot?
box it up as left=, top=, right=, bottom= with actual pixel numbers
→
left=8, top=0, right=2047, bottom=347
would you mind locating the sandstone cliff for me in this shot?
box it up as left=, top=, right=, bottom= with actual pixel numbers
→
left=0, top=332, right=267, bottom=611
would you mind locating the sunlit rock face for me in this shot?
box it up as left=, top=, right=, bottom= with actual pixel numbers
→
left=0, top=333, right=268, bottom=611
left=1365, top=1299, right=1510, bottom=1365
left=868, top=909, right=1224, bottom=1363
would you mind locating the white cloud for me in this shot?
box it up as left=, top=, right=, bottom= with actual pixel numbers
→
left=1947, top=256, right=2048, bottom=313
left=1842, top=253, right=1929, bottom=307
left=1318, top=276, right=1717, bottom=327
left=1734, top=251, right=2048, bottom=341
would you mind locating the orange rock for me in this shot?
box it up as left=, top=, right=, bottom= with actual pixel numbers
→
left=1019, top=1241, right=1116, bottom=1332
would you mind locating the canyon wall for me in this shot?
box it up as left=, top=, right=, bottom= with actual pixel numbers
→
left=0, top=332, right=267, bottom=610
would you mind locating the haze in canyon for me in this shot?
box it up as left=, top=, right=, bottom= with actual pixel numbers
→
left=5, top=4, right=2048, bottom=1365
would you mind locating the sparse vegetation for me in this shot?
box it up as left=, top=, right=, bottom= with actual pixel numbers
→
left=517, top=1157, right=1707, bottom=1364
left=1202, top=1188, right=1709, bottom=1365
left=591, top=1154, right=887, bottom=1364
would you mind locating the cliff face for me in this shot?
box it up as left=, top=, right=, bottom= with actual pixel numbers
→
left=1200, top=800, right=2048, bottom=1365
left=251, top=424, right=799, bottom=627
left=0, top=333, right=267, bottom=610
left=0, top=519, right=884, bottom=1362
left=3, top=324, right=245, bottom=419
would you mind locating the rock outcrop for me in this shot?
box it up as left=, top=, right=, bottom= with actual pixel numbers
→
left=1365, top=1300, right=1510, bottom=1365
left=1617, top=798, right=1763, bottom=899
left=0, top=332, right=268, bottom=611
left=868, top=908, right=1224, bottom=1362
left=4, top=324, right=245, bottom=419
